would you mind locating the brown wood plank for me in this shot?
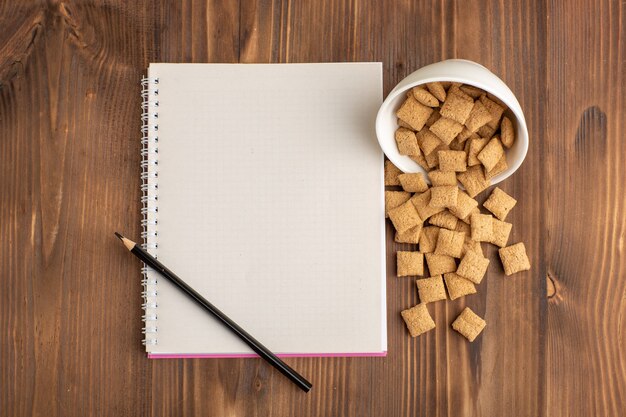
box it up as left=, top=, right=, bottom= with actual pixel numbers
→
left=1, top=0, right=625, bottom=416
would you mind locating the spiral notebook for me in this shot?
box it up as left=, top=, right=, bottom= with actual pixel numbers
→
left=140, top=63, right=386, bottom=358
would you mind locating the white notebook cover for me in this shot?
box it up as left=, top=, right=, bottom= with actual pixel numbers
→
left=141, top=63, right=386, bottom=357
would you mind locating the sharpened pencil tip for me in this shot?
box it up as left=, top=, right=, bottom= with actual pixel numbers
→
left=114, top=232, right=124, bottom=241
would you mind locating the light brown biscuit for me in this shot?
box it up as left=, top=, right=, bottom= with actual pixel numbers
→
left=419, top=226, right=440, bottom=253
left=426, top=82, right=447, bottom=102
left=401, top=304, right=436, bottom=337
left=465, top=99, right=493, bottom=132
left=454, top=219, right=471, bottom=236
left=397, top=118, right=414, bottom=130
left=425, top=253, right=457, bottom=275
left=456, top=250, right=490, bottom=284
left=484, top=154, right=508, bottom=180
left=412, top=87, right=439, bottom=107
left=385, top=191, right=411, bottom=217
left=428, top=210, right=458, bottom=230
left=438, top=150, right=467, bottom=172
left=425, top=108, right=441, bottom=127
left=429, top=117, right=465, bottom=146
left=416, top=129, right=443, bottom=155
left=479, top=95, right=506, bottom=129
left=395, top=224, right=423, bottom=244
left=477, top=136, right=505, bottom=172
left=461, top=237, right=484, bottom=258
left=489, top=218, right=513, bottom=247
left=397, top=251, right=425, bottom=277
left=483, top=187, right=517, bottom=220
left=384, top=160, right=403, bottom=186
left=398, top=172, right=429, bottom=193
left=470, top=213, right=494, bottom=242
left=446, top=85, right=474, bottom=103
left=449, top=190, right=479, bottom=220
left=430, top=186, right=459, bottom=208
left=499, top=242, right=531, bottom=275
left=410, top=152, right=430, bottom=171
left=388, top=200, right=422, bottom=234
left=434, top=228, right=465, bottom=258
left=396, top=96, right=434, bottom=131
left=416, top=275, right=447, bottom=303
left=459, top=85, right=484, bottom=99
left=444, top=273, right=477, bottom=300
left=460, top=206, right=481, bottom=225
left=500, top=116, right=515, bottom=148
left=456, top=127, right=474, bottom=143
left=477, top=124, right=496, bottom=140
left=467, top=137, right=489, bottom=166
left=411, top=189, right=445, bottom=220
left=457, top=165, right=490, bottom=198
left=452, top=307, right=486, bottom=342
left=428, top=170, right=457, bottom=186
left=440, top=91, right=475, bottom=124
left=425, top=144, right=446, bottom=169
left=395, top=127, right=420, bottom=155
left=448, top=137, right=466, bottom=151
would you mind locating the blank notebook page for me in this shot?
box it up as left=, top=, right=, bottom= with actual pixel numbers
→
left=146, top=63, right=385, bottom=356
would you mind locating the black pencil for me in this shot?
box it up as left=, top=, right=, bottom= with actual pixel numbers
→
left=115, top=232, right=312, bottom=393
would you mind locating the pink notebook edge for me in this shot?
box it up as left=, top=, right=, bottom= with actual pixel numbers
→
left=148, top=351, right=387, bottom=359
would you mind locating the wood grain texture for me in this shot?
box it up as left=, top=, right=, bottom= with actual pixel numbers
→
left=0, top=0, right=624, bottom=416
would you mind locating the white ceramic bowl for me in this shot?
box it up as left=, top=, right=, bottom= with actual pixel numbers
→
left=375, top=59, right=528, bottom=184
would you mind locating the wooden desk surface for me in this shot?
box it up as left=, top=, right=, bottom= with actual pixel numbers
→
left=1, top=1, right=624, bottom=416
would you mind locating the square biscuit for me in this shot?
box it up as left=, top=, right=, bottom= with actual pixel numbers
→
left=416, top=275, right=447, bottom=303
left=425, top=144, right=447, bottom=169
left=397, top=251, right=425, bottom=277
left=452, top=307, right=486, bottom=342
left=457, top=165, right=490, bottom=198
left=428, top=170, right=457, bottom=186
left=425, top=253, right=457, bottom=275
left=385, top=191, right=411, bottom=217
left=434, top=228, right=465, bottom=258
left=430, top=117, right=465, bottom=146
left=440, top=91, right=474, bottom=124
left=449, top=190, right=479, bottom=220
left=384, top=160, right=402, bottom=186
left=411, top=190, right=445, bottom=220
left=417, top=129, right=442, bottom=155
left=447, top=85, right=474, bottom=101
left=471, top=213, right=494, bottom=242
left=396, top=96, right=434, bottom=131
left=438, top=150, right=467, bottom=172
left=460, top=85, right=485, bottom=99
left=479, top=95, right=506, bottom=129
left=456, top=127, right=474, bottom=144
left=395, top=127, right=420, bottom=155
left=467, top=137, right=489, bottom=166
left=464, top=99, right=493, bottom=133
left=389, top=200, right=422, bottom=234
left=461, top=237, right=484, bottom=258
left=401, top=304, right=436, bottom=337
left=398, top=172, right=429, bottom=193
left=412, top=87, right=439, bottom=107
left=444, top=273, right=477, bottom=300
left=425, top=108, right=441, bottom=127
left=499, top=242, right=531, bottom=275
left=500, top=116, right=515, bottom=148
left=484, top=154, right=508, bottom=180
left=419, top=226, right=440, bottom=253
left=477, top=136, right=505, bottom=172
left=483, top=187, right=517, bottom=220
left=398, top=118, right=415, bottom=130
left=454, top=219, right=471, bottom=235
left=428, top=210, right=458, bottom=230
left=456, top=250, right=490, bottom=284
left=460, top=206, right=481, bottom=225
left=430, top=185, right=459, bottom=208
left=426, top=82, right=447, bottom=102
left=395, top=224, right=423, bottom=244
left=489, top=218, right=512, bottom=247
left=410, top=152, right=430, bottom=171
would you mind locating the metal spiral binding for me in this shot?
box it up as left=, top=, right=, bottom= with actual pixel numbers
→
left=141, top=76, right=159, bottom=347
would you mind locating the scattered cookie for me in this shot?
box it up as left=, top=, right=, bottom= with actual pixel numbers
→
left=489, top=218, right=513, bottom=247
left=444, top=273, right=477, bottom=300
left=479, top=95, right=505, bottom=129
left=428, top=170, right=457, bottom=186
left=500, top=116, right=515, bottom=148
left=416, top=275, right=447, bottom=303
left=395, top=127, right=420, bottom=156
left=477, top=136, right=505, bottom=172
left=438, top=150, right=467, bottom=172
left=498, top=242, right=531, bottom=275
left=430, top=185, right=459, bottom=208
left=397, top=251, right=425, bottom=277
left=484, top=154, right=508, bottom=180
left=449, top=190, right=479, bottom=220
left=424, top=144, right=445, bottom=169
left=483, top=187, right=517, bottom=220
left=452, top=307, right=486, bottom=342
left=388, top=200, right=422, bottom=234
left=396, top=96, right=434, bottom=131
left=470, top=213, right=494, bottom=242
left=419, top=226, right=440, bottom=253
left=467, top=137, right=489, bottom=166
left=412, top=87, right=439, bottom=107
left=430, top=117, right=465, bottom=146
left=426, top=82, right=446, bottom=102
left=417, top=130, right=443, bottom=155
left=384, top=160, right=402, bottom=186
left=410, top=189, right=445, bottom=220
left=385, top=191, right=411, bottom=217
left=457, top=165, right=490, bottom=198
left=456, top=250, right=490, bottom=284
left=401, top=304, right=436, bottom=337
left=434, top=228, right=465, bottom=258
left=440, top=91, right=474, bottom=124
left=425, top=252, right=457, bottom=275
left=425, top=108, right=441, bottom=127
left=398, top=172, right=429, bottom=193
left=395, top=224, right=423, bottom=244
left=428, top=210, right=458, bottom=230
left=464, top=99, right=493, bottom=132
